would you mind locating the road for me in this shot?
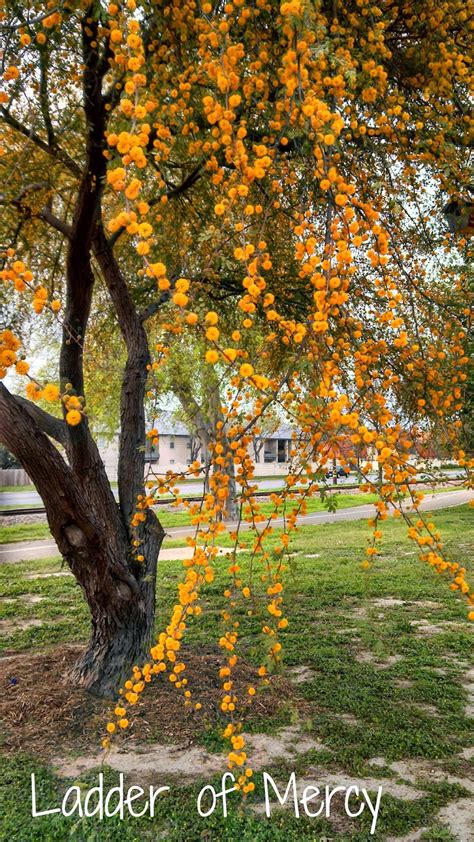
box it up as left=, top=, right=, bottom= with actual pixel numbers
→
left=1, top=489, right=471, bottom=564
left=0, top=469, right=462, bottom=508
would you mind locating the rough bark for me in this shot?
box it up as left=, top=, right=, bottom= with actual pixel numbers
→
left=0, top=383, right=164, bottom=697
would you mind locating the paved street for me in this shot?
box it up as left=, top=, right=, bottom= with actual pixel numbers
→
left=1, top=489, right=471, bottom=564
left=0, top=470, right=462, bottom=508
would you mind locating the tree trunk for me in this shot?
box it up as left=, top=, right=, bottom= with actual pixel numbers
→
left=67, top=509, right=164, bottom=698
left=69, top=567, right=157, bottom=698
left=0, top=383, right=164, bottom=699
left=222, top=453, right=239, bottom=521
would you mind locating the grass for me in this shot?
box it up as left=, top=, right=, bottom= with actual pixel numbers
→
left=0, top=484, right=38, bottom=493
left=0, top=506, right=472, bottom=840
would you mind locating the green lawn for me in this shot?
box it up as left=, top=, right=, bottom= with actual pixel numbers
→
left=0, top=484, right=38, bottom=493
left=0, top=506, right=472, bottom=840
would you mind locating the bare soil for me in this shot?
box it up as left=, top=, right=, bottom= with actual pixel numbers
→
left=0, top=643, right=303, bottom=759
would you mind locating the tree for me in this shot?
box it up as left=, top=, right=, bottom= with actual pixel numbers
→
left=0, top=0, right=472, bottom=717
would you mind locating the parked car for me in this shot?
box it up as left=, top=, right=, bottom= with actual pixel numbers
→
left=325, top=466, right=350, bottom=479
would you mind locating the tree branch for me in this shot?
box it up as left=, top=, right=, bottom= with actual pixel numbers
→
left=92, top=223, right=157, bottom=527
left=0, top=107, right=82, bottom=177
left=0, top=182, right=73, bottom=239
left=12, top=394, right=67, bottom=444
left=60, top=7, right=110, bottom=472
left=39, top=49, right=55, bottom=147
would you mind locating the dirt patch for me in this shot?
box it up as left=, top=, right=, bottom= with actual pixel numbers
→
left=368, top=757, right=388, bottom=768
left=332, top=712, right=360, bottom=726
left=287, top=665, right=318, bottom=684
left=410, top=703, right=440, bottom=718
left=392, top=679, right=414, bottom=689
left=354, top=651, right=402, bottom=669
left=437, top=796, right=474, bottom=841
left=0, top=594, right=46, bottom=605
left=410, top=619, right=467, bottom=636
left=53, top=744, right=224, bottom=781
left=345, top=606, right=368, bottom=618
left=0, top=644, right=303, bottom=759
left=0, top=617, right=44, bottom=632
left=372, top=598, right=406, bottom=608
left=463, top=667, right=474, bottom=718
left=386, top=830, right=427, bottom=842
left=390, top=759, right=474, bottom=795
left=23, top=571, right=71, bottom=580
left=371, top=598, right=443, bottom=611
left=246, top=725, right=325, bottom=765
left=52, top=724, right=325, bottom=784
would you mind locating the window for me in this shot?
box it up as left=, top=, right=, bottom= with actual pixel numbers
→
left=144, top=440, right=159, bottom=463
left=169, top=439, right=175, bottom=450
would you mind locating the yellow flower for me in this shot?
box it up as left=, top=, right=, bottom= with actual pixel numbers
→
left=173, top=292, right=188, bottom=307
left=137, top=222, right=153, bottom=238
left=43, top=383, right=60, bottom=402
left=175, top=278, right=190, bottom=293
left=15, top=360, right=29, bottom=375
left=66, top=409, right=82, bottom=426
left=149, top=262, right=166, bottom=277
left=239, top=363, right=254, bottom=377
left=206, top=350, right=219, bottom=364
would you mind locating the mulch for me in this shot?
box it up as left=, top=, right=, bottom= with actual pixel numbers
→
left=0, top=644, right=299, bottom=759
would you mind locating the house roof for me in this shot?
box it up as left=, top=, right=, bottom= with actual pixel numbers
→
left=153, top=412, right=294, bottom=439
left=265, top=425, right=294, bottom=439
left=153, top=412, right=190, bottom=436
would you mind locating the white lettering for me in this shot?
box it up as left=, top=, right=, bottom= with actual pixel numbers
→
left=31, top=774, right=61, bottom=817
left=62, top=785, right=83, bottom=818
left=300, top=785, right=324, bottom=818
left=345, top=785, right=364, bottom=819
left=263, top=772, right=299, bottom=817
left=362, top=787, right=383, bottom=835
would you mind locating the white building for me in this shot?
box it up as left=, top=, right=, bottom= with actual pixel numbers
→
left=98, top=414, right=294, bottom=481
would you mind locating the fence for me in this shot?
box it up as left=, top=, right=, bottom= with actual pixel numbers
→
left=0, top=468, right=31, bottom=487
